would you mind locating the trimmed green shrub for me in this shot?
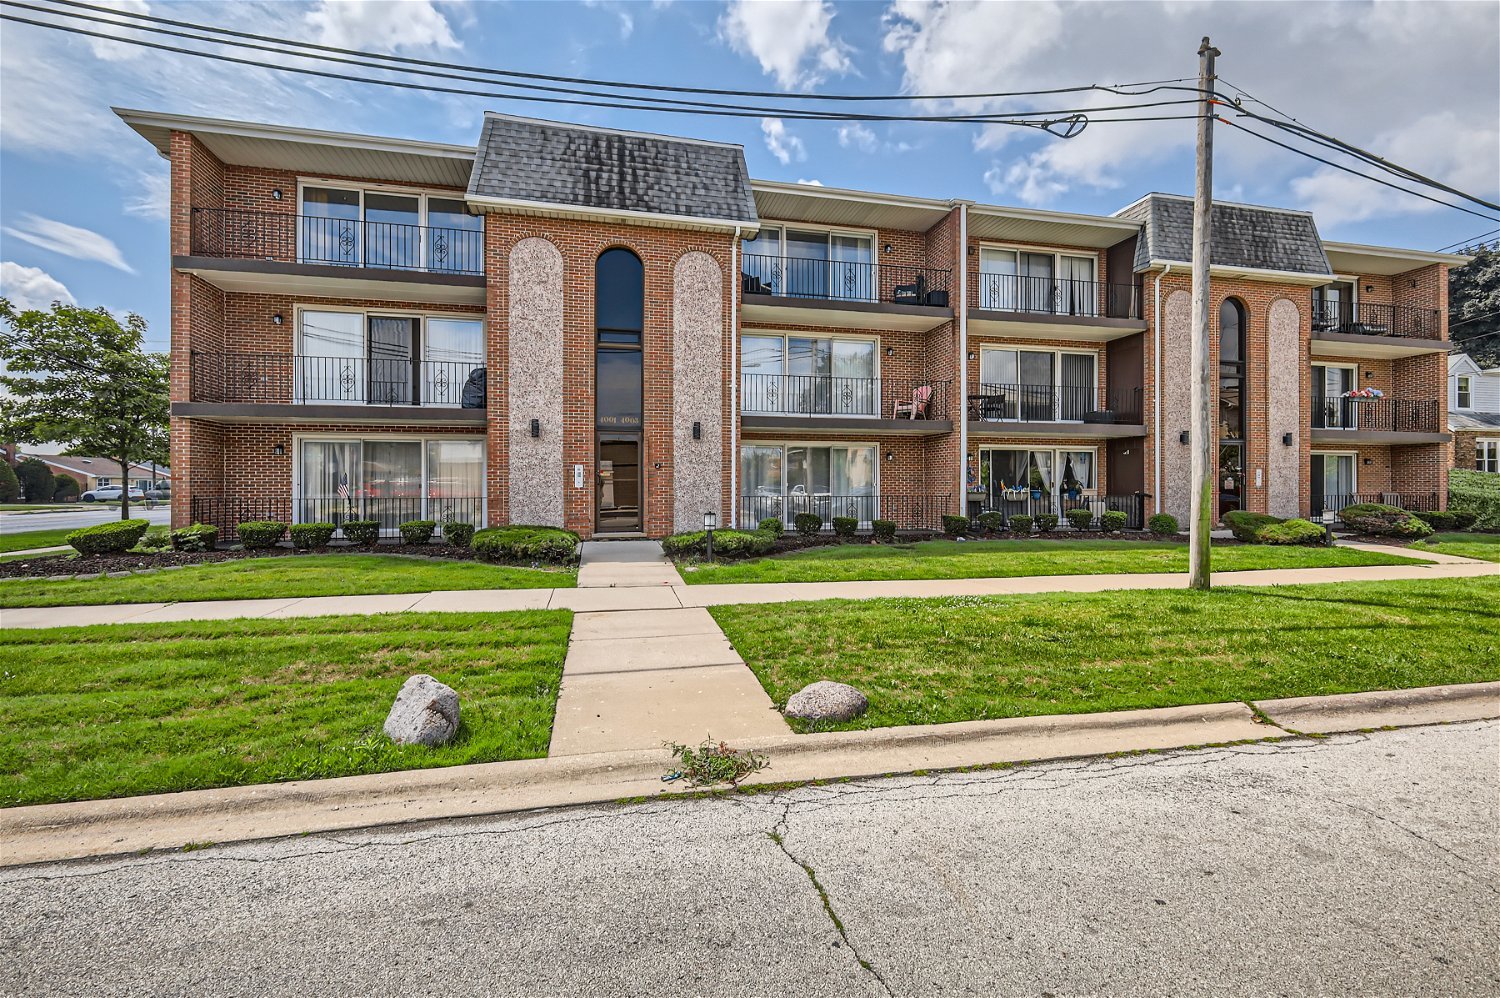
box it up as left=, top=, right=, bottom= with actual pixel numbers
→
left=66, top=518, right=149, bottom=555
left=1008, top=514, right=1033, bottom=534
left=0, top=459, right=18, bottom=502
left=1448, top=469, right=1499, bottom=530
left=976, top=511, right=1004, bottom=534
left=1065, top=507, right=1095, bottom=531
left=237, top=520, right=286, bottom=549
left=170, top=523, right=218, bottom=552
left=1147, top=513, right=1179, bottom=536
left=1100, top=510, right=1128, bottom=533
left=443, top=521, right=475, bottom=548
left=17, top=458, right=55, bottom=503
left=942, top=514, right=968, bottom=537
left=711, top=529, right=776, bottom=557
left=793, top=512, right=823, bottom=536
left=136, top=527, right=172, bottom=552
left=472, top=525, right=580, bottom=564
left=832, top=516, right=858, bottom=538
left=1412, top=510, right=1474, bottom=532
left=871, top=519, right=897, bottom=542
left=1224, top=510, right=1280, bottom=543
left=398, top=519, right=437, bottom=545
left=758, top=517, right=783, bottom=535
left=52, top=473, right=81, bottom=503
left=1337, top=502, right=1432, bottom=538
left=290, top=522, right=336, bottom=550
left=1257, top=518, right=1326, bottom=545
left=1035, top=513, right=1059, bottom=533
left=661, top=531, right=706, bottom=557
left=340, top=519, right=381, bottom=547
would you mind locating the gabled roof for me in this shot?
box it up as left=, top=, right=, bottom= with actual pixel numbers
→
left=467, top=113, right=758, bottom=231
left=1115, top=194, right=1331, bottom=278
left=1450, top=353, right=1484, bottom=376
left=19, top=454, right=171, bottom=480
left=1449, top=410, right=1500, bottom=431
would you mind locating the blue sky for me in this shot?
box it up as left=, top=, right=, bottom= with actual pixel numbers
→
left=2, top=0, right=1497, bottom=352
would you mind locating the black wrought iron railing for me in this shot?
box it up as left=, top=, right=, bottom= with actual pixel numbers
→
left=974, top=273, right=1142, bottom=320
left=741, top=255, right=951, bottom=307
left=190, top=351, right=486, bottom=408
left=189, top=494, right=484, bottom=540
left=1311, top=395, right=1441, bottom=433
left=1310, top=299, right=1442, bottom=340
left=738, top=493, right=953, bottom=532
left=968, top=492, right=1151, bottom=530
left=968, top=383, right=1142, bottom=424
left=1312, top=492, right=1439, bottom=518
left=740, top=374, right=951, bottom=420
left=189, top=207, right=485, bottom=276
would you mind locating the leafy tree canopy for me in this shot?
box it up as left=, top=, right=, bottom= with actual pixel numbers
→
left=0, top=299, right=168, bottom=519
left=1450, top=244, right=1500, bottom=369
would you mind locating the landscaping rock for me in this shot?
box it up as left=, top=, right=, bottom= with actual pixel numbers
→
left=383, top=674, right=460, bottom=746
left=785, top=681, right=868, bottom=722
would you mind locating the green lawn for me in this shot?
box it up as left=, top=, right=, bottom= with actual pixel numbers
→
left=679, top=539, right=1421, bottom=585
left=711, top=578, right=1500, bottom=732
left=1413, top=532, right=1500, bottom=563
left=0, top=553, right=576, bottom=608
left=0, top=611, right=572, bottom=806
left=0, top=525, right=79, bottom=554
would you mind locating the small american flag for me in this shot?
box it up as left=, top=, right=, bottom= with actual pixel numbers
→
left=336, top=474, right=350, bottom=500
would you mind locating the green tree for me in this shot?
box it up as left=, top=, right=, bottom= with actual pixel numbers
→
left=1450, top=244, right=1500, bottom=369
left=15, top=457, right=55, bottom=503
left=0, top=300, right=168, bottom=521
left=0, top=460, right=20, bottom=503
left=52, top=472, right=81, bottom=502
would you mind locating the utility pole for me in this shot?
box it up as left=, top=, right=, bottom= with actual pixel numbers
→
left=1188, top=36, right=1219, bottom=591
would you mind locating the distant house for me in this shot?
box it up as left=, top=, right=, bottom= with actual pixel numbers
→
left=17, top=453, right=172, bottom=493
left=1448, top=353, right=1500, bottom=472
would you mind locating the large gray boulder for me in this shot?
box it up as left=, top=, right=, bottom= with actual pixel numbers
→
left=383, top=674, right=460, bottom=746
left=785, top=681, right=868, bottom=722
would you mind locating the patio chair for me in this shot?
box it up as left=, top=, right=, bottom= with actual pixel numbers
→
left=893, top=384, right=934, bottom=420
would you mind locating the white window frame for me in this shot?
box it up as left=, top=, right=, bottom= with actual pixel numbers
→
left=1312, top=362, right=1360, bottom=430
left=295, top=178, right=480, bottom=270
left=739, top=329, right=883, bottom=418
left=1477, top=438, right=1500, bottom=473
left=293, top=304, right=485, bottom=407
left=291, top=432, right=487, bottom=531
left=739, top=440, right=881, bottom=525
left=1313, top=450, right=1359, bottom=507
left=1456, top=376, right=1473, bottom=409
left=976, top=242, right=1099, bottom=314
left=976, top=344, right=1100, bottom=422
left=742, top=222, right=879, bottom=302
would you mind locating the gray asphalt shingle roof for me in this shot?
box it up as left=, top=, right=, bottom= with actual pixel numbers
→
left=1449, top=410, right=1500, bottom=431
left=1116, top=194, right=1331, bottom=276
left=467, top=114, right=758, bottom=226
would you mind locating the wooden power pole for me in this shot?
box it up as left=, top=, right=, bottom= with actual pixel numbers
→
left=1188, top=36, right=1219, bottom=591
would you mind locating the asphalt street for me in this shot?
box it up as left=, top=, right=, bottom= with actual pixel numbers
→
left=2, top=721, right=1495, bottom=997
left=0, top=505, right=171, bottom=534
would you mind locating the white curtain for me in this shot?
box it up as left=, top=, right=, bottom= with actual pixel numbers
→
left=297, top=311, right=365, bottom=403
left=424, top=318, right=483, bottom=406
left=1060, top=256, right=1096, bottom=316
left=832, top=340, right=876, bottom=415
left=979, top=249, right=1018, bottom=310
left=299, top=440, right=361, bottom=524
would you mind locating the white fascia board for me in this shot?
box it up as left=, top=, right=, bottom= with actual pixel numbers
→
left=465, top=193, right=759, bottom=235
left=749, top=178, right=952, bottom=213
left=113, top=107, right=476, bottom=160
left=1322, top=241, right=1473, bottom=269
left=1143, top=258, right=1334, bottom=286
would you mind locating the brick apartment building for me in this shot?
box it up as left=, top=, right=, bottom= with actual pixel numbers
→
left=118, top=107, right=1462, bottom=540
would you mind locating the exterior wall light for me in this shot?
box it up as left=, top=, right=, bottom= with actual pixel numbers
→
left=272, top=443, right=285, bottom=456
left=692, top=421, right=702, bottom=440
left=967, top=351, right=977, bottom=361
left=885, top=451, right=895, bottom=462
left=271, top=314, right=284, bottom=325
left=1282, top=433, right=1294, bottom=446
left=886, top=346, right=895, bottom=357
left=1179, top=431, right=1190, bottom=445
left=529, top=418, right=540, bottom=439
left=882, top=243, right=894, bottom=254
left=271, top=189, right=283, bottom=200
left=1363, top=457, right=1373, bottom=465
left=704, top=510, right=717, bottom=561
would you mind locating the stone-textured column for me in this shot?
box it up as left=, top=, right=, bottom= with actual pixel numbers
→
left=508, top=237, right=565, bottom=526
left=672, top=251, right=724, bottom=533
left=1161, top=289, right=1193, bottom=522
left=1266, top=298, right=1302, bottom=517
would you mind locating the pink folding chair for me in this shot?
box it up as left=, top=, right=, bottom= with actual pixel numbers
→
left=893, top=384, right=934, bottom=420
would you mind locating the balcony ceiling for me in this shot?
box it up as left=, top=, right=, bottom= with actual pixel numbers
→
left=967, top=205, right=1140, bottom=250
left=174, top=257, right=485, bottom=306
left=741, top=295, right=952, bottom=332
left=968, top=311, right=1147, bottom=342
left=1310, top=332, right=1449, bottom=360
left=1323, top=241, right=1472, bottom=276
left=751, top=180, right=952, bottom=232
left=967, top=421, right=1147, bottom=439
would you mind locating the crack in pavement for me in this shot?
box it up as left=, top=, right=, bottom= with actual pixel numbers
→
left=1324, top=795, right=1500, bottom=895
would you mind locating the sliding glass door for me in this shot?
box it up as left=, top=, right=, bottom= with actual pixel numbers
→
left=743, top=225, right=874, bottom=301
left=739, top=443, right=878, bottom=523
left=297, top=437, right=484, bottom=534
left=980, top=447, right=1097, bottom=516
left=740, top=333, right=878, bottom=416
left=977, top=348, right=1094, bottom=422
left=977, top=248, right=1096, bottom=314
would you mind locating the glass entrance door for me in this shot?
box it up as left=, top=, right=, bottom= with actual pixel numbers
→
left=368, top=316, right=417, bottom=405
left=597, top=437, right=641, bottom=533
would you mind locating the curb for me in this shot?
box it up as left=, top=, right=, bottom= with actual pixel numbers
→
left=5, top=686, right=1496, bottom=869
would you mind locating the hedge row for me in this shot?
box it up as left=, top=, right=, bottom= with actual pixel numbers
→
left=1449, top=468, right=1500, bottom=531
left=472, top=525, right=580, bottom=563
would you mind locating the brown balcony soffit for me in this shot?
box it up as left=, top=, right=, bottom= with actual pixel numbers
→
left=740, top=293, right=953, bottom=332
left=173, top=257, right=485, bottom=306
left=1308, top=428, right=1451, bottom=445
left=740, top=415, right=954, bottom=436
left=1309, top=330, right=1449, bottom=360
left=967, top=421, right=1147, bottom=439
left=171, top=402, right=486, bottom=426
left=967, top=309, right=1147, bottom=342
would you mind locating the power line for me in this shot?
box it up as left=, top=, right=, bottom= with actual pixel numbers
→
left=1436, top=229, right=1500, bottom=253
left=1452, top=309, right=1500, bottom=330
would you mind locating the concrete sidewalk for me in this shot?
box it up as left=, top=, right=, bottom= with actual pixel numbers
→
left=3, top=551, right=1494, bottom=630
left=4, top=681, right=1495, bottom=868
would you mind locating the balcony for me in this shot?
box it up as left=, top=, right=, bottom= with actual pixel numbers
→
left=969, top=274, right=1146, bottom=341
left=1311, top=491, right=1439, bottom=519
left=966, top=492, right=1151, bottom=531
left=1310, top=394, right=1448, bottom=444
left=189, top=494, right=485, bottom=540
left=739, top=493, right=952, bottom=532
left=177, top=351, right=486, bottom=425
left=739, top=374, right=953, bottom=435
left=739, top=255, right=953, bottom=332
left=1310, top=299, right=1445, bottom=358
left=967, top=383, right=1144, bottom=438
left=176, top=208, right=486, bottom=305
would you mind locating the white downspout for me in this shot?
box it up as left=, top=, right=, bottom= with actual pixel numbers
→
left=730, top=225, right=741, bottom=527
left=1153, top=261, right=1172, bottom=512
left=957, top=202, right=969, bottom=514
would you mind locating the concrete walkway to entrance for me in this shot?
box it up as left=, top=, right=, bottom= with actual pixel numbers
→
left=549, top=540, right=790, bottom=755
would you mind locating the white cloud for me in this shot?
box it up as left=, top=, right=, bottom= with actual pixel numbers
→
left=304, top=0, right=461, bottom=53
left=761, top=118, right=806, bottom=165
left=124, top=170, right=171, bottom=220
left=82, top=0, right=153, bottom=62
left=796, top=178, right=825, bottom=186
left=838, top=123, right=878, bottom=154
left=0, top=262, right=75, bottom=311
left=720, top=0, right=852, bottom=89
left=2, top=215, right=136, bottom=274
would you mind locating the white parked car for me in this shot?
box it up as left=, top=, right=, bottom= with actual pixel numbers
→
left=81, top=486, right=146, bottom=502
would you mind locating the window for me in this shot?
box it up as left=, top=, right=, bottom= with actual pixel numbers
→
left=595, top=249, right=644, bottom=430
left=742, top=225, right=875, bottom=301
left=739, top=443, right=878, bottom=523
left=298, top=184, right=482, bottom=273
left=1312, top=364, right=1359, bottom=429
left=295, top=310, right=483, bottom=407
left=1457, top=376, right=1473, bottom=409
left=978, top=447, right=1098, bottom=518
left=1218, top=299, right=1248, bottom=517
left=1478, top=439, right=1500, bottom=473
left=740, top=333, right=878, bottom=415
left=1313, top=281, right=1355, bottom=331
left=976, top=347, right=1096, bottom=421
left=978, top=247, right=1097, bottom=315
left=95, top=476, right=112, bottom=487
left=1311, top=453, right=1357, bottom=515
left=297, top=436, right=484, bottom=532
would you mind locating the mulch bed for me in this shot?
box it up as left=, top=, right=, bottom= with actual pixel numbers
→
left=0, top=543, right=481, bottom=579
